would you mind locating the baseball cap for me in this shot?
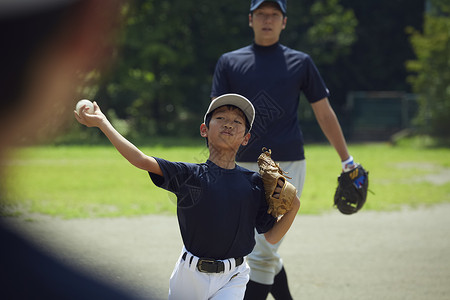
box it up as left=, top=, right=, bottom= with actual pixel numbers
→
left=204, top=94, right=255, bottom=130
left=250, top=0, right=287, bottom=14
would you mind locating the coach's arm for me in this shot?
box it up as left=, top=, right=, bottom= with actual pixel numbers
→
left=311, top=97, right=351, bottom=162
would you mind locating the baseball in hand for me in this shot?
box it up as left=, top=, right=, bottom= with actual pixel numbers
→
left=76, top=99, right=94, bottom=114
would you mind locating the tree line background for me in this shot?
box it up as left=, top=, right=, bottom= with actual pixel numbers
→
left=68, top=0, right=449, bottom=143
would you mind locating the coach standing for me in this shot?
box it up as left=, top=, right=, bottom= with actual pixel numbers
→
left=211, top=0, right=358, bottom=299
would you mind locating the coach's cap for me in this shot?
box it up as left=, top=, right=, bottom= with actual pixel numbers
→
left=250, top=0, right=287, bottom=14
left=204, top=94, right=255, bottom=130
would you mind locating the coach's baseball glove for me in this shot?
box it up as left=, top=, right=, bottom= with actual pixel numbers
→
left=334, top=164, right=369, bottom=215
left=258, top=148, right=297, bottom=218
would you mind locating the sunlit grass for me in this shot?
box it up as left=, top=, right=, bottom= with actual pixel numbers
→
left=2, top=142, right=449, bottom=218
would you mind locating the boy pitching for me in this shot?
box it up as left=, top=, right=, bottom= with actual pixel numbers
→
left=75, top=93, right=300, bottom=300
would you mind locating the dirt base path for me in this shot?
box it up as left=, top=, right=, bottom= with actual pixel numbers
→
left=4, top=204, right=450, bottom=300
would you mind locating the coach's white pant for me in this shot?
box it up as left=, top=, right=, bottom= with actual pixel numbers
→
left=168, top=247, right=250, bottom=300
left=238, top=160, right=306, bottom=285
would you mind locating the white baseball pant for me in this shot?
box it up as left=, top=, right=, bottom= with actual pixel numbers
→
left=168, top=247, right=250, bottom=300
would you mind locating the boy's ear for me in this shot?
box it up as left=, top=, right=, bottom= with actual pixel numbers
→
left=200, top=123, right=208, bottom=137
left=249, top=13, right=253, bottom=28
left=241, top=132, right=251, bottom=146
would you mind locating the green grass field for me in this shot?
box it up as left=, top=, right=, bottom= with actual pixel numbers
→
left=2, top=141, right=450, bottom=218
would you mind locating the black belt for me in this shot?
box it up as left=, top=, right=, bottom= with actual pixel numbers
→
left=182, top=252, right=244, bottom=273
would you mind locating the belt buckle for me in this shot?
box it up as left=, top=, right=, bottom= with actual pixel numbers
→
left=197, top=259, right=217, bottom=273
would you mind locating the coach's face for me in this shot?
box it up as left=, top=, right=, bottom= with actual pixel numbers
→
left=249, top=2, right=286, bottom=46
left=200, top=106, right=250, bottom=152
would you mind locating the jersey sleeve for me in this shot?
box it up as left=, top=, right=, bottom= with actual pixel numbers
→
left=302, top=55, right=330, bottom=103
left=148, top=157, right=192, bottom=194
left=210, top=54, right=231, bottom=98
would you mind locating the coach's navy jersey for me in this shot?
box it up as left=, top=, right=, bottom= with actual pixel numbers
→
left=211, top=42, right=330, bottom=162
left=149, top=158, right=276, bottom=260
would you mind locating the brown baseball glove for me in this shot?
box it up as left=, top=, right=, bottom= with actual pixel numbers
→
left=258, top=148, right=298, bottom=218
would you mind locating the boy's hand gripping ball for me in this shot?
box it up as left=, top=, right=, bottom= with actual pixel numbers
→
left=76, top=99, right=94, bottom=114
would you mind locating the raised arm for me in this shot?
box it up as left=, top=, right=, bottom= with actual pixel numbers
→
left=74, top=101, right=162, bottom=176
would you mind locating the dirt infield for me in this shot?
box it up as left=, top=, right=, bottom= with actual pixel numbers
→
left=4, top=204, right=450, bottom=300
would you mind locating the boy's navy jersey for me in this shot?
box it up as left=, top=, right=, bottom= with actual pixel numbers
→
left=211, top=42, right=330, bottom=162
left=149, top=158, right=276, bottom=260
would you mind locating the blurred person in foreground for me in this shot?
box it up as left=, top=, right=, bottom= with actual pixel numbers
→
left=0, top=0, right=151, bottom=298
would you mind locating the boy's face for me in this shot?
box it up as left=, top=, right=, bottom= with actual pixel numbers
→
left=249, top=2, right=286, bottom=46
left=200, top=106, right=250, bottom=151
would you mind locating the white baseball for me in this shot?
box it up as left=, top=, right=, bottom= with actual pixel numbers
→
left=76, top=99, right=94, bottom=114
